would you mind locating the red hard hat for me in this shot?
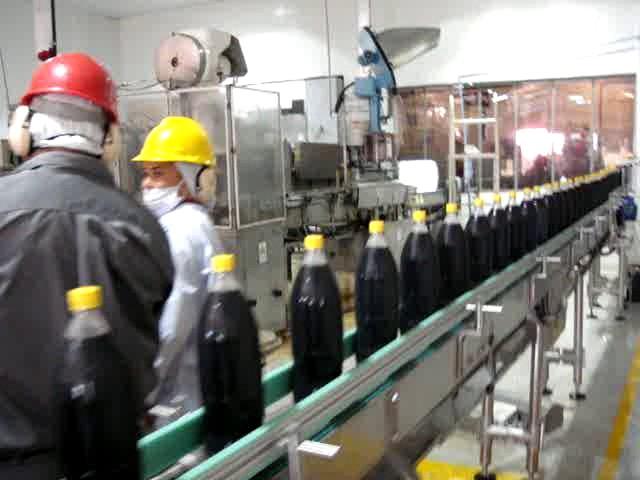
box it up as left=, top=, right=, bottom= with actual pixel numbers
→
left=21, top=53, right=118, bottom=122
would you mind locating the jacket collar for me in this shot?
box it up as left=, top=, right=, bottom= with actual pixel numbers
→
left=16, top=150, right=115, bottom=186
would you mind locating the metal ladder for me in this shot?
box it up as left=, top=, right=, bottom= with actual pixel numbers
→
left=447, top=91, right=501, bottom=207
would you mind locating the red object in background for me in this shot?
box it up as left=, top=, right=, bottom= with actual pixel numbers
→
left=37, top=47, right=56, bottom=62
left=22, top=52, right=118, bottom=122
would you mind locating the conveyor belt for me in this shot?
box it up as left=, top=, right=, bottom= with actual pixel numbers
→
left=140, top=198, right=616, bottom=480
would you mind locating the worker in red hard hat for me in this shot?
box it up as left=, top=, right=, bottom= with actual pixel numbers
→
left=0, top=53, right=174, bottom=479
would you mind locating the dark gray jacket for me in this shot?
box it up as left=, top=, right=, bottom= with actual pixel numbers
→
left=0, top=151, right=173, bottom=472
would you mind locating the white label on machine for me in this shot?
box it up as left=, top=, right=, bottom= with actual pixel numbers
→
left=258, top=241, right=268, bottom=264
left=297, top=440, right=341, bottom=459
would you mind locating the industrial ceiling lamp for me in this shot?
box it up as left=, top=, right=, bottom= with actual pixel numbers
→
left=375, top=27, right=441, bottom=69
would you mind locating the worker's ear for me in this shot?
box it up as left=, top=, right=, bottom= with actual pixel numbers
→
left=102, top=123, right=121, bottom=164
left=8, top=106, right=33, bottom=157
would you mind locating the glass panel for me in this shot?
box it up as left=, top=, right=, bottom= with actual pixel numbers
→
left=398, top=87, right=450, bottom=189
left=170, top=88, right=231, bottom=227
left=231, top=87, right=284, bottom=226
left=516, top=82, right=553, bottom=188
left=118, top=92, right=170, bottom=195
left=553, top=80, right=593, bottom=179
left=596, top=76, right=635, bottom=168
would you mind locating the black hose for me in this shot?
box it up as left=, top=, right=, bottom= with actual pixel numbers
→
left=334, top=81, right=355, bottom=113
left=51, top=0, right=58, bottom=56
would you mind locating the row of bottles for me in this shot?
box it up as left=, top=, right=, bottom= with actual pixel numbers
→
left=354, top=168, right=623, bottom=365
left=56, top=168, right=622, bottom=478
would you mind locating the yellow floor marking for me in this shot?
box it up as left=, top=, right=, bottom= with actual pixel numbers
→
left=416, top=459, right=525, bottom=480
left=597, top=336, right=640, bottom=480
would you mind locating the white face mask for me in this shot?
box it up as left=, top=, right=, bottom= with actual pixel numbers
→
left=142, top=183, right=183, bottom=217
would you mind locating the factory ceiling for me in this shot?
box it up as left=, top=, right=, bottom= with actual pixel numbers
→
left=64, top=0, right=225, bottom=18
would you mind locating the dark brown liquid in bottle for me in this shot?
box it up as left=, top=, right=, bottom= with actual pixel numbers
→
left=290, top=262, right=343, bottom=401
left=198, top=289, right=264, bottom=454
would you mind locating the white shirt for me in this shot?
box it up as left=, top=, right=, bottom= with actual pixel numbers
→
left=152, top=202, right=224, bottom=414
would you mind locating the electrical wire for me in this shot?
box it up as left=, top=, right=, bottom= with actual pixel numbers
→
left=334, top=81, right=355, bottom=113
left=0, top=49, right=10, bottom=113
left=324, top=0, right=333, bottom=115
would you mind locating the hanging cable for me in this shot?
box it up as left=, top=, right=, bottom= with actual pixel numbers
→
left=324, top=0, right=333, bottom=116
left=0, top=49, right=10, bottom=112
left=334, top=81, right=355, bottom=113
left=50, top=0, right=57, bottom=56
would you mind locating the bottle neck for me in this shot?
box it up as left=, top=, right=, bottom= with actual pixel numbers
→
left=210, top=271, right=242, bottom=292
left=65, top=309, right=111, bottom=340
left=445, top=213, right=459, bottom=224
left=412, top=221, right=428, bottom=234
left=303, top=248, right=328, bottom=266
left=366, top=232, right=388, bottom=248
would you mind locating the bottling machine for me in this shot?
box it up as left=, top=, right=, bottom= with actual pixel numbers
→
left=116, top=25, right=636, bottom=480
left=118, top=26, right=444, bottom=334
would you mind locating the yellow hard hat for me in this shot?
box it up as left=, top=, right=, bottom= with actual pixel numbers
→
left=132, top=116, right=215, bottom=166
left=67, top=286, right=103, bottom=312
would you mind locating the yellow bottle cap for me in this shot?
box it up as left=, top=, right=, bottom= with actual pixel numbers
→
left=67, top=285, right=103, bottom=312
left=412, top=210, right=427, bottom=223
left=524, top=187, right=532, bottom=194
left=369, top=220, right=385, bottom=234
left=493, top=193, right=502, bottom=203
left=533, top=186, right=541, bottom=192
left=212, top=254, right=236, bottom=273
left=304, top=234, right=325, bottom=250
left=509, top=191, right=517, bottom=199
left=473, top=197, right=484, bottom=208
left=445, top=203, right=459, bottom=214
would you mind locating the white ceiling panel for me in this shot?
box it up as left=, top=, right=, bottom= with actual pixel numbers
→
left=63, top=0, right=225, bottom=18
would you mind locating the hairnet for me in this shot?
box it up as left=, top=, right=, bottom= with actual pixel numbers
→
left=176, top=162, right=204, bottom=197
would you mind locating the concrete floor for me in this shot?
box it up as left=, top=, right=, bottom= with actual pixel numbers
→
left=421, top=253, right=640, bottom=480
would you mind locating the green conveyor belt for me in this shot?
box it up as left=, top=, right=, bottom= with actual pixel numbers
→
left=138, top=329, right=357, bottom=479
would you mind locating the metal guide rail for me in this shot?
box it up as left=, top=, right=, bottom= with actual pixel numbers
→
left=140, top=198, right=617, bottom=480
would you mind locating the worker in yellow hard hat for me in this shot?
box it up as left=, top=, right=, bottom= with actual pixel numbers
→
left=132, top=116, right=224, bottom=423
